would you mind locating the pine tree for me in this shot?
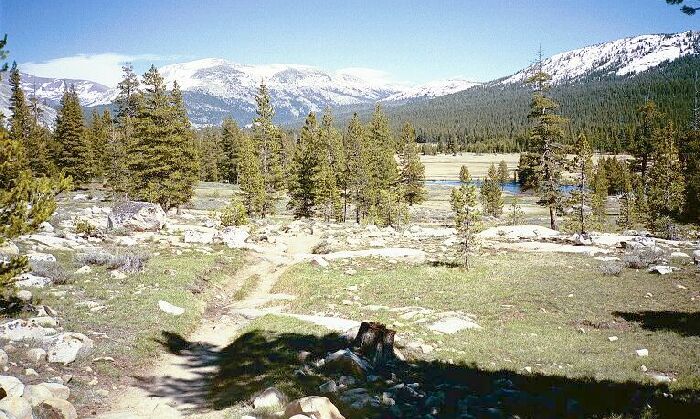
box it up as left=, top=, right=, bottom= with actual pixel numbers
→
left=567, top=133, right=594, bottom=234
left=86, top=109, right=110, bottom=179
left=252, top=82, right=285, bottom=217
left=617, top=163, right=637, bottom=229
left=25, top=80, right=55, bottom=176
left=128, top=67, right=199, bottom=210
left=287, top=112, right=319, bottom=219
left=0, top=39, right=70, bottom=286
left=238, top=133, right=265, bottom=216
left=219, top=117, right=243, bottom=184
left=497, top=160, right=509, bottom=188
left=54, top=86, right=90, bottom=184
left=681, top=128, right=700, bottom=223
left=399, top=122, right=427, bottom=205
left=451, top=166, right=481, bottom=269
left=315, top=110, right=343, bottom=221
left=8, top=62, right=31, bottom=151
left=647, top=123, right=685, bottom=234
left=365, top=104, right=399, bottom=221
left=446, top=134, right=458, bottom=156
left=195, top=127, right=222, bottom=181
left=480, top=164, right=504, bottom=217
left=343, top=113, right=367, bottom=223
left=508, top=197, right=525, bottom=226
left=524, top=63, right=567, bottom=230
left=591, top=163, right=609, bottom=229
left=107, top=64, right=140, bottom=196
left=631, top=100, right=663, bottom=179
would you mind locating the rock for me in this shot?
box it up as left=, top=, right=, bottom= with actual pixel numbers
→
left=183, top=230, right=215, bottom=244
left=0, top=350, right=7, bottom=368
left=284, top=396, right=345, bottom=419
left=74, top=265, right=92, bottom=275
left=37, top=383, right=70, bottom=400
left=0, top=396, right=31, bottom=419
left=34, top=398, right=78, bottom=419
left=324, top=349, right=371, bottom=378
left=641, top=365, right=648, bottom=372
left=311, top=256, right=329, bottom=268
left=26, top=253, right=56, bottom=263
left=0, top=319, right=54, bottom=341
left=0, top=241, right=19, bottom=256
left=648, top=265, right=674, bottom=275
left=252, top=386, right=287, bottom=409
left=0, top=376, right=24, bottom=398
left=109, top=270, right=127, bottom=280
left=25, top=348, right=47, bottom=363
left=113, top=236, right=138, bottom=246
left=158, top=300, right=184, bottom=316
left=22, top=384, right=53, bottom=406
left=288, top=415, right=313, bottom=419
left=420, top=344, right=434, bottom=354
left=477, top=225, right=559, bottom=240
left=220, top=227, right=249, bottom=248
left=428, top=316, right=482, bottom=334
left=319, top=380, right=338, bottom=393
left=16, top=290, right=32, bottom=302
left=608, top=336, right=618, bottom=342
left=693, top=249, right=700, bottom=265
left=24, top=368, right=38, bottom=377
left=108, top=201, right=166, bottom=232
left=572, top=233, right=593, bottom=246
left=650, top=373, right=672, bottom=384
left=636, top=348, right=649, bottom=357
left=45, top=332, right=94, bottom=365
left=344, top=268, right=357, bottom=276
left=13, top=273, right=52, bottom=288
left=39, top=222, right=54, bottom=233
left=670, top=251, right=689, bottom=259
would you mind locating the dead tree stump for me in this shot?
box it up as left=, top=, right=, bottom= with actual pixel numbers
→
left=352, top=321, right=396, bottom=367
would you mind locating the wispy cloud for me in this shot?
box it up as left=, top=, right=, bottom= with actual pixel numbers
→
left=20, top=53, right=172, bottom=87
left=335, top=67, right=411, bottom=87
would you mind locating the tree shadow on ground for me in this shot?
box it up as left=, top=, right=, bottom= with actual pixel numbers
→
left=0, top=295, right=32, bottom=317
left=613, top=311, right=700, bottom=337
left=133, top=329, right=700, bottom=418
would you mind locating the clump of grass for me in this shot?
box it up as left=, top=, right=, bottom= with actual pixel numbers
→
left=233, top=274, right=260, bottom=300
left=30, top=260, right=72, bottom=284
left=75, top=250, right=150, bottom=273
left=74, top=219, right=98, bottom=237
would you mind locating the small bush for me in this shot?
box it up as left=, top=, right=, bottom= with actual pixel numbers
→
left=75, top=250, right=150, bottom=273
left=220, top=197, right=249, bottom=227
left=30, top=260, right=71, bottom=284
left=599, top=261, right=624, bottom=276
left=74, top=219, right=97, bottom=237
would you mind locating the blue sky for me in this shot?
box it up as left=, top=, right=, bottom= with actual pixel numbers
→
left=1, top=0, right=696, bottom=86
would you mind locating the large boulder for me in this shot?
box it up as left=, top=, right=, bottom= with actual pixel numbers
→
left=220, top=227, right=249, bottom=248
left=108, top=202, right=166, bottom=232
left=0, top=376, right=25, bottom=398
left=183, top=229, right=215, bottom=244
left=44, top=332, right=94, bottom=365
left=0, top=396, right=31, bottom=419
left=694, top=249, right=700, bottom=265
left=34, top=398, right=78, bottom=419
left=253, top=387, right=287, bottom=409
left=13, top=273, right=52, bottom=288
left=0, top=320, right=55, bottom=342
left=284, top=396, right=345, bottom=419
left=323, top=349, right=371, bottom=378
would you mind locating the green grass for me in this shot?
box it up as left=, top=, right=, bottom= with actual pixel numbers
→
left=272, top=252, right=700, bottom=392
left=233, top=274, right=260, bottom=301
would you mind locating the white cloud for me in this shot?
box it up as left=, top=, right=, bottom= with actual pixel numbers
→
left=20, top=53, right=165, bottom=87
left=335, top=67, right=411, bottom=87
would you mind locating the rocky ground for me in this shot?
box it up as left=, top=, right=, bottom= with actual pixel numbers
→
left=1, top=187, right=699, bottom=418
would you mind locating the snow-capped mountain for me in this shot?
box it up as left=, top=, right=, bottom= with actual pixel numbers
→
left=502, top=31, right=700, bottom=85
left=381, top=79, right=481, bottom=102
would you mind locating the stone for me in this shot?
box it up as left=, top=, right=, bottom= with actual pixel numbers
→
left=0, top=319, right=54, bottom=342
left=324, top=349, right=371, bottom=378
left=344, top=268, right=357, bottom=276
left=420, top=344, right=434, bottom=354
left=319, top=380, right=338, bottom=393
left=252, top=386, right=287, bottom=409
left=158, top=300, right=184, bottom=316
left=428, top=316, right=482, bottom=334
left=284, top=397, right=345, bottom=419
left=45, top=332, right=94, bottom=365
left=572, top=233, right=593, bottom=246
left=75, top=265, right=92, bottom=275
left=26, top=253, right=56, bottom=263
left=109, top=270, right=127, bottom=280
left=220, top=227, right=249, bottom=248
left=37, top=383, right=70, bottom=400
left=0, top=376, right=24, bottom=398
left=183, top=229, right=215, bottom=244
left=13, top=273, right=52, bottom=288
left=108, top=201, right=166, bottom=232
left=636, top=348, right=649, bottom=357
left=693, top=249, right=700, bottom=265
left=0, top=350, right=7, bottom=368
left=25, top=348, right=47, bottom=363
left=670, top=251, right=689, bottom=259
left=648, top=265, right=674, bottom=275
left=16, top=290, right=32, bottom=302
left=35, top=398, right=78, bottom=419
left=0, top=241, right=19, bottom=256
left=650, top=373, right=672, bottom=384
left=25, top=368, right=39, bottom=377
left=608, top=336, right=618, bottom=342
left=311, top=256, right=329, bottom=268
left=0, top=396, right=31, bottom=419
left=22, top=384, right=53, bottom=406
left=39, top=222, right=55, bottom=233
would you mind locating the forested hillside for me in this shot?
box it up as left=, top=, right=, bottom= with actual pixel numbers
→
left=376, top=55, right=700, bottom=152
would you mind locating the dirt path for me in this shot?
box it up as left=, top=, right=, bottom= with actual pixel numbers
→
left=97, top=233, right=320, bottom=419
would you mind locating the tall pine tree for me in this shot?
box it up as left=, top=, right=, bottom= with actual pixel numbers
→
left=287, top=112, right=319, bottom=219
left=219, top=117, right=243, bottom=184
left=252, top=82, right=284, bottom=217
left=54, top=86, right=90, bottom=184
left=398, top=122, right=427, bottom=205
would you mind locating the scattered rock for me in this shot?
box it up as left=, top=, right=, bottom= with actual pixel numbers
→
left=693, top=249, right=700, bottom=265
left=252, top=386, right=287, bottom=409
left=109, top=270, right=127, bottom=280
left=16, top=290, right=33, bottom=303
left=608, top=336, right=618, bottom=342
left=108, top=201, right=166, bottom=232
left=183, top=229, right=215, bottom=244
left=0, top=241, right=19, bottom=256
left=0, top=376, right=24, bottom=398
left=284, top=396, right=345, bottom=419
left=220, top=227, right=249, bottom=248
left=428, top=316, right=482, bottom=334
left=636, top=348, right=649, bottom=357
left=35, top=398, right=78, bottom=419
left=25, top=368, right=39, bottom=377
left=13, top=273, right=52, bottom=288
left=311, top=256, right=329, bottom=268
left=74, top=265, right=92, bottom=275
left=0, top=350, right=7, bottom=368
left=648, top=265, right=674, bottom=275
left=45, top=332, right=94, bottom=365
left=641, top=365, right=648, bottom=372
left=158, top=300, right=184, bottom=316
left=25, top=348, right=47, bottom=363
left=0, top=319, right=54, bottom=342
left=324, top=349, right=371, bottom=378
left=37, top=383, right=70, bottom=400
left=344, top=268, right=357, bottom=276
left=22, top=384, right=53, bottom=406
left=26, top=253, right=56, bottom=263
left=478, top=225, right=559, bottom=240
left=39, top=222, right=55, bottom=233
left=0, top=396, right=31, bottom=419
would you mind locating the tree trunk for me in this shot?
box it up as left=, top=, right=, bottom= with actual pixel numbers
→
left=549, top=205, right=557, bottom=230
left=352, top=322, right=396, bottom=367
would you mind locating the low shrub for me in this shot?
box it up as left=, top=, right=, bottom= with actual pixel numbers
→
left=75, top=250, right=150, bottom=273
left=598, top=261, right=624, bottom=276
left=220, top=197, right=249, bottom=227
left=74, top=219, right=97, bottom=237
left=30, top=260, right=71, bottom=284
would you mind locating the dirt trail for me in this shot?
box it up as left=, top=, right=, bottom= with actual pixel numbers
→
left=97, top=233, right=320, bottom=419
